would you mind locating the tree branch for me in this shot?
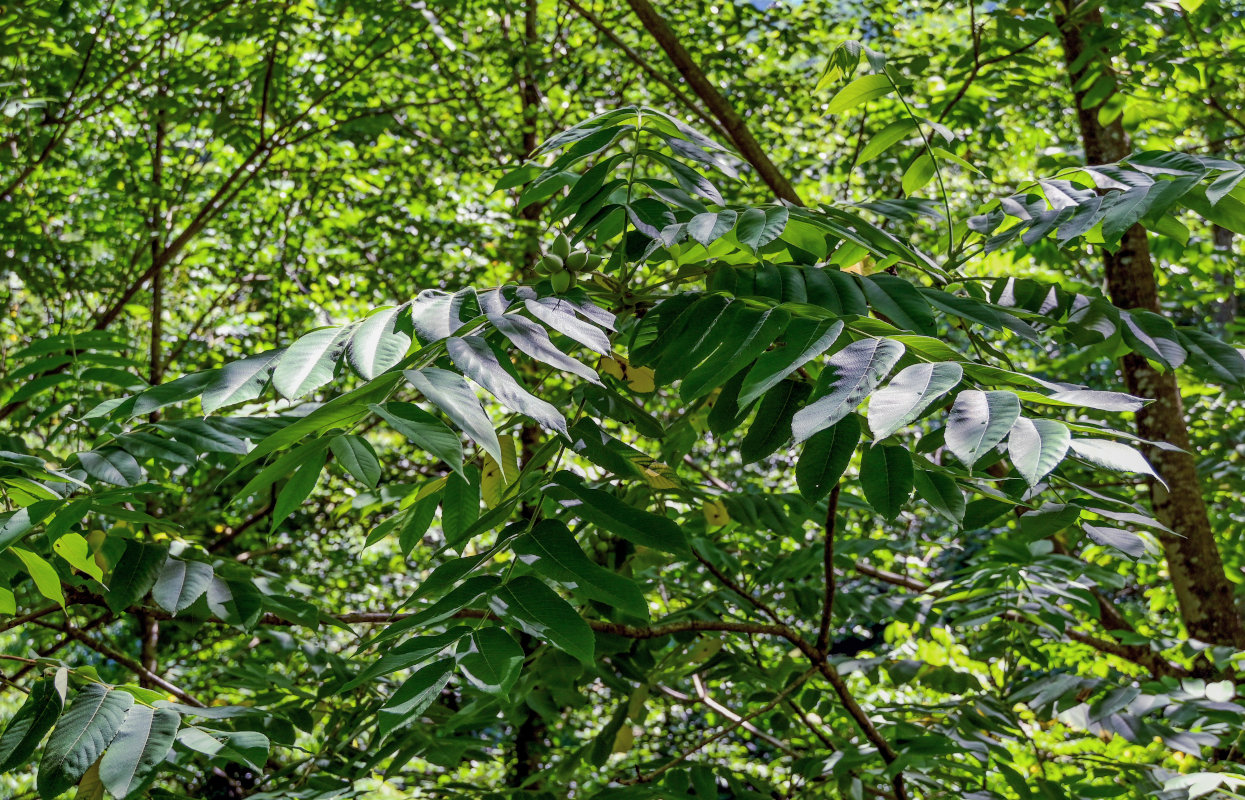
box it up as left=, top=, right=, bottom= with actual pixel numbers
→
left=622, top=0, right=802, bottom=205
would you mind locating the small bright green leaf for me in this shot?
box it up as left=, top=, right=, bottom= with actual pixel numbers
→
left=51, top=532, right=103, bottom=582
left=13, top=548, right=66, bottom=607
left=826, top=73, right=894, bottom=113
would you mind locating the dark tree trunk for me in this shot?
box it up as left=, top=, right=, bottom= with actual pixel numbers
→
left=1057, top=5, right=1245, bottom=647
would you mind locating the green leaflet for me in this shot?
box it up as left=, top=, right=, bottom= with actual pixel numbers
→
left=792, top=338, right=905, bottom=442
left=370, top=401, right=466, bottom=478
left=1069, top=438, right=1163, bottom=485
left=945, top=389, right=1021, bottom=469
left=550, top=471, right=689, bottom=555
left=860, top=444, right=914, bottom=521
left=330, top=434, right=382, bottom=488
left=738, top=318, right=844, bottom=407
left=347, top=303, right=413, bottom=380
left=867, top=361, right=963, bottom=440
left=270, top=449, right=326, bottom=532
left=488, top=575, right=596, bottom=665
left=513, top=519, right=649, bottom=618
left=446, top=335, right=567, bottom=435
left=734, top=206, right=789, bottom=251
left=272, top=325, right=350, bottom=399
left=152, top=558, right=214, bottom=616
left=740, top=380, right=810, bottom=463
left=862, top=275, right=935, bottom=335
left=206, top=575, right=265, bottom=630
left=456, top=627, right=524, bottom=695
left=826, top=73, right=894, bottom=113
left=201, top=348, right=284, bottom=414
left=12, top=548, right=66, bottom=607
left=680, top=306, right=793, bottom=401
left=78, top=449, right=142, bottom=487
left=796, top=415, right=861, bottom=502
left=912, top=468, right=965, bottom=524
left=344, top=628, right=471, bottom=691
left=37, top=683, right=133, bottom=799
left=488, top=311, right=600, bottom=383
left=1008, top=417, right=1071, bottom=487
left=404, top=367, right=503, bottom=466
left=378, top=659, right=455, bottom=736
left=0, top=675, right=66, bottom=772
left=97, top=705, right=180, bottom=798
left=858, top=118, right=918, bottom=164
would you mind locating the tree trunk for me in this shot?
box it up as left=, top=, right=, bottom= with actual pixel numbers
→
left=1057, top=4, right=1245, bottom=647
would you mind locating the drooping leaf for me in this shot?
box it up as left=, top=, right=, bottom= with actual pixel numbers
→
left=550, top=471, right=688, bottom=555
left=488, top=575, right=595, bottom=665
left=912, top=469, right=965, bottom=524
left=488, top=312, right=599, bottom=383
left=330, top=434, right=382, bottom=488
left=740, top=380, right=810, bottom=463
left=860, top=444, right=913, bottom=520
left=796, top=415, right=861, bottom=501
left=0, top=676, right=66, bottom=772
left=370, top=401, right=466, bottom=478
left=13, top=548, right=66, bottom=607
left=738, top=318, right=844, bottom=407
left=456, top=627, right=524, bottom=695
left=514, top=519, right=648, bottom=617
left=378, top=659, right=455, bottom=736
left=1069, top=438, right=1163, bottom=485
left=447, top=335, right=567, bottom=435
left=404, top=368, right=503, bottom=466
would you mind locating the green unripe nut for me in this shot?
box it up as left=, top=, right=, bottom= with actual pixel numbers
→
left=566, top=251, right=588, bottom=270
left=543, top=253, right=564, bottom=271
left=551, top=234, right=570, bottom=260
left=584, top=253, right=604, bottom=270
left=534, top=257, right=553, bottom=275
left=551, top=271, right=573, bottom=293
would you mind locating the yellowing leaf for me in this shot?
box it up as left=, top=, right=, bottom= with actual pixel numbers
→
left=702, top=499, right=730, bottom=528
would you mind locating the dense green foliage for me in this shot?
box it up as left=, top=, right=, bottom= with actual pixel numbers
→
left=3, top=1, right=1245, bottom=798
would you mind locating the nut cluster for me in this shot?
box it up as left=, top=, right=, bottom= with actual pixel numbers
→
left=534, top=233, right=603, bottom=293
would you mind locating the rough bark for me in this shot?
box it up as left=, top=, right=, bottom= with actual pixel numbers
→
left=623, top=0, right=803, bottom=205
left=1058, top=5, right=1245, bottom=647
